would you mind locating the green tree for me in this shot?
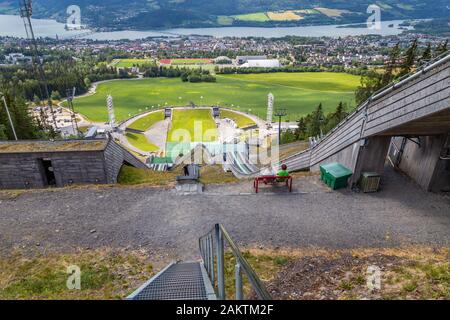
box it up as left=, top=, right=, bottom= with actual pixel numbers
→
left=399, top=39, right=418, bottom=77
left=308, top=103, right=324, bottom=137
left=84, top=77, right=92, bottom=88
left=0, top=124, right=7, bottom=140
left=295, top=117, right=307, bottom=140
left=355, top=70, right=382, bottom=105
left=51, top=90, right=61, bottom=101
left=280, top=129, right=297, bottom=145
left=33, top=94, right=41, bottom=106
left=0, top=89, right=43, bottom=140
left=324, top=102, right=348, bottom=133
left=380, top=43, right=400, bottom=87
left=420, top=43, right=432, bottom=64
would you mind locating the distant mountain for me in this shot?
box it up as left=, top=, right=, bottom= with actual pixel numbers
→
left=4, top=0, right=450, bottom=30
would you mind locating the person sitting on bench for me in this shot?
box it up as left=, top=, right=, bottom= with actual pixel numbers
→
left=277, top=164, right=289, bottom=181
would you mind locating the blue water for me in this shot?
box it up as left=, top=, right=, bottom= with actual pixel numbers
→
left=0, top=14, right=410, bottom=40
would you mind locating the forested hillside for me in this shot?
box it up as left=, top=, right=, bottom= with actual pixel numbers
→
left=2, top=0, right=449, bottom=29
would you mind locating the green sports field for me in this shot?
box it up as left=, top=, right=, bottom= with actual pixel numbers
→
left=125, top=132, right=159, bottom=152
left=220, top=110, right=256, bottom=129
left=72, top=72, right=360, bottom=122
left=127, top=110, right=164, bottom=131
left=167, top=109, right=218, bottom=143
left=113, top=59, right=153, bottom=68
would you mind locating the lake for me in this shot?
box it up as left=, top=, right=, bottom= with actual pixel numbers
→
left=0, top=14, right=410, bottom=40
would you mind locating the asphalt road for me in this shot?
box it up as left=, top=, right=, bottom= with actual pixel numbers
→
left=0, top=167, right=449, bottom=261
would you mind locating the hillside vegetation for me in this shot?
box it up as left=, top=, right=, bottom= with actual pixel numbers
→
left=9, top=0, right=449, bottom=29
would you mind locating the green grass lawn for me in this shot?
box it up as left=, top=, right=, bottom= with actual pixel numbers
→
left=127, top=110, right=164, bottom=131
left=0, top=249, right=153, bottom=300
left=232, top=12, right=270, bottom=22
left=125, top=132, right=159, bottom=152
left=71, top=72, right=359, bottom=122
left=113, top=59, right=153, bottom=68
left=220, top=109, right=256, bottom=128
left=167, top=109, right=218, bottom=143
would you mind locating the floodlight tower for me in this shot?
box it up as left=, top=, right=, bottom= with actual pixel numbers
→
left=19, top=0, right=58, bottom=132
left=66, top=87, right=80, bottom=137
left=274, top=108, right=287, bottom=144
left=107, top=95, right=117, bottom=131
left=267, top=93, right=274, bottom=124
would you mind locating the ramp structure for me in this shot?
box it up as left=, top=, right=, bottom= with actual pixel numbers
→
left=281, top=53, right=450, bottom=189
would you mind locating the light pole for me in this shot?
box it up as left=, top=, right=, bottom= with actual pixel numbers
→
left=274, top=108, right=287, bottom=144
left=1, top=93, right=18, bottom=140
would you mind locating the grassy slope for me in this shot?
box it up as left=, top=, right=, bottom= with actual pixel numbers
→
left=118, top=165, right=180, bottom=186
left=232, top=12, right=270, bottom=22
left=220, top=109, right=256, bottom=128
left=127, top=110, right=164, bottom=131
left=167, top=109, right=218, bottom=143
left=72, top=73, right=359, bottom=122
left=0, top=249, right=153, bottom=300
left=125, top=132, right=159, bottom=152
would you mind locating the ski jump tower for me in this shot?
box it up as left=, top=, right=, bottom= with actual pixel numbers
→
left=107, top=95, right=118, bottom=131
left=267, top=93, right=274, bottom=124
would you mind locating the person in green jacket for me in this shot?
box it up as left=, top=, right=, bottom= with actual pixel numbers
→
left=277, top=164, right=289, bottom=177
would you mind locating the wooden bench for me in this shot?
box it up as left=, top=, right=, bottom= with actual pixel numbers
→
left=253, top=175, right=293, bottom=193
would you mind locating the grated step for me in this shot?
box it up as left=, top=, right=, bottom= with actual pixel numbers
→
left=127, top=262, right=215, bottom=300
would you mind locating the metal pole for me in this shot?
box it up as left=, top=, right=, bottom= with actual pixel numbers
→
left=215, top=224, right=225, bottom=300
left=209, top=234, right=215, bottom=286
left=2, top=95, right=18, bottom=140
left=278, top=115, right=282, bottom=144
left=235, top=263, right=243, bottom=300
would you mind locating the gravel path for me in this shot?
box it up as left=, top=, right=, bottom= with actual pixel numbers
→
left=0, top=167, right=449, bottom=261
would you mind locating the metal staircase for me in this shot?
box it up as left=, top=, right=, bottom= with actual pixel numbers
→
left=127, top=224, right=271, bottom=300
left=127, top=262, right=216, bottom=300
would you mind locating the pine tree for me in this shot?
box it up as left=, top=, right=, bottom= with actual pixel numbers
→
left=0, top=124, right=7, bottom=140
left=420, top=43, right=432, bottom=64
left=380, top=43, right=400, bottom=87
left=399, top=39, right=418, bottom=77
left=308, top=103, right=324, bottom=137
left=0, top=90, right=42, bottom=140
left=324, top=102, right=348, bottom=133
left=295, top=117, right=307, bottom=140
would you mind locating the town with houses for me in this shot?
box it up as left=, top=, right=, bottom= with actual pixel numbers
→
left=1, top=32, right=447, bottom=70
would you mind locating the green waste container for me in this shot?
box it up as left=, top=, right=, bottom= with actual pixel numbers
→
left=319, top=162, right=353, bottom=190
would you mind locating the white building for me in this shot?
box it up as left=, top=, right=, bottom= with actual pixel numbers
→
left=5, top=53, right=32, bottom=65
left=240, top=59, right=281, bottom=68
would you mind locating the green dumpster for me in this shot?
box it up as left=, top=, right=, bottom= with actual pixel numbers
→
left=319, top=163, right=353, bottom=190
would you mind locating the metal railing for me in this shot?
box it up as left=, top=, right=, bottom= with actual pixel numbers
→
left=277, top=51, right=450, bottom=169
left=199, top=224, right=272, bottom=300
